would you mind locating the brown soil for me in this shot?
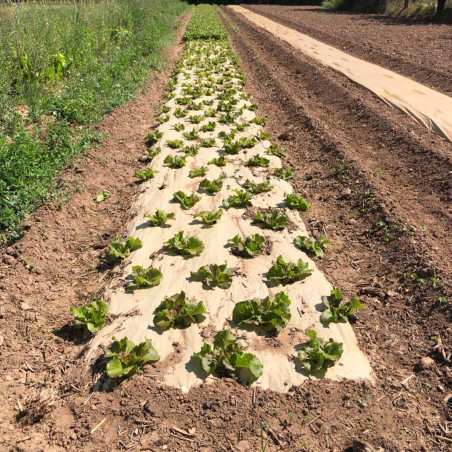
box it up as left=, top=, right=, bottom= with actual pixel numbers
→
left=243, top=4, right=452, bottom=95
left=0, top=7, right=451, bottom=452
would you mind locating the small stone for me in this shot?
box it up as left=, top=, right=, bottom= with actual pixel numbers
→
left=20, top=302, right=32, bottom=311
left=353, top=439, right=376, bottom=452
left=385, top=290, right=397, bottom=298
left=341, top=188, right=352, bottom=198
left=202, top=401, right=212, bottom=410
left=416, top=356, right=435, bottom=371
left=143, top=401, right=153, bottom=414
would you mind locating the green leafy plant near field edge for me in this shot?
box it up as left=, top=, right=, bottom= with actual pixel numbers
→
left=228, top=233, right=265, bottom=258
left=165, top=231, right=204, bottom=257
left=193, top=329, right=263, bottom=384
left=295, top=330, right=343, bottom=374
left=153, top=291, right=207, bottom=331
left=285, top=193, right=311, bottom=211
left=173, top=190, right=201, bottom=210
left=320, top=289, right=364, bottom=324
left=293, top=235, right=330, bottom=258
left=254, top=210, right=289, bottom=231
left=222, top=189, right=252, bottom=209
left=233, top=292, right=291, bottom=333
left=143, top=209, right=175, bottom=227
left=70, top=296, right=108, bottom=334
left=105, top=337, right=160, bottom=379
left=130, top=265, right=162, bottom=289
left=267, top=255, right=313, bottom=286
left=191, top=262, right=236, bottom=290
left=194, top=209, right=224, bottom=225
left=105, top=236, right=143, bottom=264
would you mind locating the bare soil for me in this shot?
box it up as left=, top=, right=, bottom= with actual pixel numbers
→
left=0, top=7, right=451, bottom=452
left=243, top=4, right=452, bottom=95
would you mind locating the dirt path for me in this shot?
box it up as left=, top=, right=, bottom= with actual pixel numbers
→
left=244, top=4, right=452, bottom=95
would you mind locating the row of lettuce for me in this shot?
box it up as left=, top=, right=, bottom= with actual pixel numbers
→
left=71, top=5, right=364, bottom=384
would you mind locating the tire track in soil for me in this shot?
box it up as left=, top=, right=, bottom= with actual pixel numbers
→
left=224, top=6, right=452, bottom=282
left=244, top=4, right=452, bottom=96
left=221, top=8, right=451, bottom=447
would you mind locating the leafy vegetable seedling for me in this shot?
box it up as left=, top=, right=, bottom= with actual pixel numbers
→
left=194, top=209, right=224, bottom=225
left=233, top=292, right=291, bottom=333
left=189, top=166, right=208, bottom=178
left=274, top=168, right=294, bottom=180
left=285, top=193, right=311, bottom=211
left=254, top=210, right=289, bottom=231
left=228, top=234, right=265, bottom=258
left=198, top=176, right=224, bottom=194
left=267, top=255, right=313, bottom=286
left=183, top=145, right=200, bottom=156
left=174, top=123, right=185, bottom=132
left=245, top=155, right=270, bottom=168
left=70, top=297, right=108, bottom=334
left=164, top=155, right=186, bottom=168
left=201, top=121, right=216, bottom=132
left=130, top=265, right=163, bottom=289
left=165, top=231, right=204, bottom=257
left=191, top=262, right=236, bottom=290
left=144, top=209, right=175, bottom=227
left=293, top=235, right=329, bottom=258
left=244, top=179, right=273, bottom=194
left=320, top=289, right=364, bottom=324
left=222, top=189, right=252, bottom=209
left=153, top=291, right=207, bottom=331
left=173, top=191, right=201, bottom=210
left=146, top=146, right=161, bottom=162
left=295, top=330, right=343, bottom=374
left=106, top=236, right=143, bottom=264
left=183, top=129, right=199, bottom=140
left=95, top=189, right=111, bottom=203
left=145, top=131, right=163, bottom=146
left=189, top=114, right=203, bottom=124
left=105, top=337, right=160, bottom=379
left=267, top=144, right=286, bottom=157
left=251, top=116, right=267, bottom=126
left=193, top=329, right=263, bottom=384
left=135, top=167, right=157, bottom=181
left=200, top=138, right=216, bottom=148
left=166, top=140, right=184, bottom=149
left=208, top=155, right=227, bottom=167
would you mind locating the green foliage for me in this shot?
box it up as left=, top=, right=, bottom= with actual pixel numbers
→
left=189, top=166, right=208, bottom=178
left=198, top=176, right=224, bottom=194
left=183, top=144, right=199, bottom=156
left=191, top=262, right=236, bottom=290
left=251, top=116, right=267, bottom=126
left=165, top=231, right=205, bottom=257
left=200, top=121, right=216, bottom=132
left=228, top=234, right=265, bottom=258
left=267, top=145, right=286, bottom=157
left=285, top=193, right=311, bottom=211
left=183, top=5, right=228, bottom=41
left=233, top=292, right=291, bottom=333
left=208, top=155, right=227, bottom=167
left=245, top=155, right=270, bottom=168
left=200, top=138, right=216, bottom=148
left=175, top=107, right=187, bottom=118
left=293, top=235, right=330, bottom=258
left=130, top=265, right=163, bottom=289
left=193, top=329, right=263, bottom=384
left=174, top=123, right=185, bottom=132
left=173, top=190, right=201, bottom=210
left=164, top=155, right=186, bottom=168
left=95, top=189, right=111, bottom=203
left=194, top=209, right=224, bottom=225
left=144, top=209, right=175, bottom=227
left=70, top=297, right=108, bottom=334
left=189, top=114, right=203, bottom=124
left=244, top=179, right=273, bottom=194
left=135, top=167, right=157, bottom=181
left=274, top=168, right=294, bottom=180
left=254, top=210, right=289, bottom=231
left=295, top=330, right=343, bottom=374
left=320, top=289, right=364, bottom=324
left=105, top=236, right=143, bottom=264
left=166, top=139, right=183, bottom=149
left=105, top=337, right=160, bottom=379
left=146, top=146, right=161, bottom=162
left=222, top=189, right=252, bottom=209
left=267, top=255, right=313, bottom=286
left=145, top=131, right=163, bottom=146
left=153, top=291, right=207, bottom=330
left=183, top=128, right=199, bottom=140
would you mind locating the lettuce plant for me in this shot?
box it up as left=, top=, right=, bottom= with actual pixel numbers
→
left=175, top=107, right=187, bottom=118
left=191, top=262, right=236, bottom=289
left=145, top=131, right=163, bottom=146
left=105, top=337, right=160, bottom=379
left=232, top=292, right=291, bottom=333
left=200, top=121, right=216, bottom=132
left=183, top=145, right=200, bottom=156
left=194, top=209, right=224, bottom=225
left=293, top=235, right=329, bottom=258
left=267, top=255, right=313, bottom=285
left=153, top=291, right=207, bottom=330
left=164, top=155, right=186, bottom=168
left=274, top=168, right=294, bottom=180
left=173, top=191, right=201, bottom=209
left=245, top=155, right=270, bottom=168
left=198, top=176, right=224, bottom=194
left=200, top=138, right=216, bottom=148
left=166, top=139, right=184, bottom=149
left=295, top=330, right=343, bottom=374
left=251, top=116, right=267, bottom=126
left=189, top=166, right=208, bottom=178
left=174, top=123, right=185, bottom=132
left=106, top=236, right=143, bottom=264
left=144, top=209, right=175, bottom=227
left=285, top=193, right=311, bottom=211
left=228, top=233, right=265, bottom=258
left=267, top=144, right=286, bottom=157
left=146, top=147, right=161, bottom=162
left=244, top=180, right=273, bottom=194
left=189, top=114, right=203, bottom=124
left=208, top=155, right=227, bottom=167
left=183, top=129, right=199, bottom=140
left=204, top=108, right=216, bottom=117
left=222, top=189, right=252, bottom=209
left=135, top=167, right=157, bottom=181
left=254, top=210, right=289, bottom=231
left=165, top=231, right=204, bottom=257
left=320, top=289, right=364, bottom=324
left=130, top=265, right=163, bottom=289
left=193, top=329, right=263, bottom=384
left=70, top=297, right=108, bottom=334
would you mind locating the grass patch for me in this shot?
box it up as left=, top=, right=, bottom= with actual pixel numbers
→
left=0, top=0, right=189, bottom=241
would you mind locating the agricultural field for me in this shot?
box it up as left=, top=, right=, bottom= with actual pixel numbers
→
left=0, top=1, right=450, bottom=451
